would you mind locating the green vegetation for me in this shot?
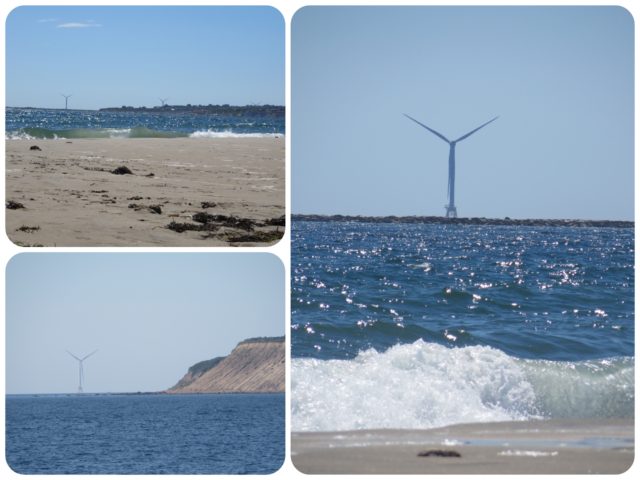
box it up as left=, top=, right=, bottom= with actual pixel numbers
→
left=188, top=356, right=225, bottom=377
left=99, top=104, right=284, bottom=117
left=239, top=336, right=285, bottom=345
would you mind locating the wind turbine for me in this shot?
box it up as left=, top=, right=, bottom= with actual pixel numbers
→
left=405, top=114, right=498, bottom=218
left=66, top=350, right=97, bottom=393
left=61, top=93, right=72, bottom=110
left=159, top=98, right=168, bottom=107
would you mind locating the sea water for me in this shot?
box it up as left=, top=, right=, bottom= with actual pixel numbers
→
left=5, top=107, right=284, bottom=139
left=291, top=221, right=634, bottom=431
left=6, top=393, right=284, bottom=474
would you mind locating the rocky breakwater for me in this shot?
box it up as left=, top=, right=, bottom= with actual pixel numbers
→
left=292, top=214, right=633, bottom=228
left=167, top=336, right=285, bottom=394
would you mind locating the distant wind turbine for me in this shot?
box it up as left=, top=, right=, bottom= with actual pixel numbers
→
left=61, top=93, right=72, bottom=110
left=66, top=350, right=97, bottom=393
left=405, top=114, right=498, bottom=218
left=159, top=98, right=168, bottom=107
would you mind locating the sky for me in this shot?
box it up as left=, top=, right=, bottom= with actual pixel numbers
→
left=5, top=6, right=284, bottom=109
left=292, top=6, right=634, bottom=221
left=5, top=254, right=284, bottom=394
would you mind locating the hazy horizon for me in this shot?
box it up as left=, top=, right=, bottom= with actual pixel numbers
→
left=6, top=103, right=286, bottom=110
left=6, top=254, right=284, bottom=395
left=6, top=6, right=284, bottom=110
left=293, top=6, right=634, bottom=221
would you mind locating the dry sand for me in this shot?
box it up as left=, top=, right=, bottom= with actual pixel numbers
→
left=5, top=137, right=284, bottom=246
left=291, top=419, right=634, bottom=474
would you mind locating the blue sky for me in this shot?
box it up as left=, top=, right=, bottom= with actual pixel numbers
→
left=292, top=6, right=634, bottom=220
left=6, top=254, right=284, bottom=394
left=5, top=6, right=284, bottom=109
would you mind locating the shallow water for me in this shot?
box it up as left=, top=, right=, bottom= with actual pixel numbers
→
left=6, top=107, right=284, bottom=139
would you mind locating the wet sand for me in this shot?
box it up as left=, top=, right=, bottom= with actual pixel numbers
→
left=291, top=419, right=634, bottom=474
left=5, top=137, right=284, bottom=246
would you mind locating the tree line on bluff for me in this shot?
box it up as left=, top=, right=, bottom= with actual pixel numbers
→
left=99, top=104, right=284, bottom=116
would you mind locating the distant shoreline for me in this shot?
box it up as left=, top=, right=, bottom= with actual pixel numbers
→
left=292, top=214, right=633, bottom=228
left=6, top=104, right=285, bottom=115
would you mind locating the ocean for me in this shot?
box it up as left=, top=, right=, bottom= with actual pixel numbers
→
left=5, top=107, right=285, bottom=139
left=291, top=221, right=634, bottom=431
left=6, top=393, right=284, bottom=474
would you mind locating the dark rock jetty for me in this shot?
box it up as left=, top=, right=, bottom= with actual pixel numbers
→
left=292, top=214, right=633, bottom=229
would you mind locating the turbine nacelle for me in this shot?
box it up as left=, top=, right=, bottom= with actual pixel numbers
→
left=405, top=113, right=498, bottom=217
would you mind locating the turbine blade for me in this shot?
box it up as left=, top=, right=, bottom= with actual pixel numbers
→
left=81, top=349, right=98, bottom=361
left=66, top=350, right=81, bottom=361
left=404, top=114, right=450, bottom=143
left=454, top=116, right=499, bottom=143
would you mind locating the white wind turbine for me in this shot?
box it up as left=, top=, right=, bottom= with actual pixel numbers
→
left=405, top=114, right=498, bottom=218
left=66, top=350, right=97, bottom=393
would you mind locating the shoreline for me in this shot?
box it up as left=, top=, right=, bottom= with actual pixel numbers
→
left=292, top=213, right=633, bottom=228
left=6, top=137, right=284, bottom=246
left=291, top=418, right=634, bottom=474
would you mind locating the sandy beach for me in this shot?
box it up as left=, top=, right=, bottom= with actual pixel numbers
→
left=5, top=137, right=284, bottom=246
left=291, top=419, right=634, bottom=474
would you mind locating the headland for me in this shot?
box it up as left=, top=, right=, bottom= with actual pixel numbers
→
left=167, top=336, right=285, bottom=394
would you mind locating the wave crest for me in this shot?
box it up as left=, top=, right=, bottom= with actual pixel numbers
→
left=291, top=340, right=633, bottom=432
left=5, top=127, right=280, bottom=140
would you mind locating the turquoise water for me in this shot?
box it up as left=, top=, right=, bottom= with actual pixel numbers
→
left=291, top=221, right=634, bottom=431
left=6, top=107, right=284, bottom=139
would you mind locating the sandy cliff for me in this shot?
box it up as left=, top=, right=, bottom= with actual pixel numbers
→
left=168, top=337, right=285, bottom=394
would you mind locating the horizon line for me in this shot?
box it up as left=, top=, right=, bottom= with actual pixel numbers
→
left=6, top=103, right=285, bottom=110
left=291, top=213, right=635, bottom=223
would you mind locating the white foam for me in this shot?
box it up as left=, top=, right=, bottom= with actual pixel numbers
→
left=292, top=340, right=634, bottom=432
left=105, top=128, right=132, bottom=138
left=188, top=129, right=280, bottom=138
left=6, top=132, right=35, bottom=140
left=498, top=450, right=559, bottom=457
left=292, top=340, right=537, bottom=432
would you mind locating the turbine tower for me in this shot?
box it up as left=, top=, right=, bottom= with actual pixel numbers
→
left=405, top=114, right=498, bottom=218
left=66, top=350, right=97, bottom=393
left=61, top=94, right=72, bottom=110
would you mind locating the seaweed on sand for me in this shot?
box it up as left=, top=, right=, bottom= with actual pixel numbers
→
left=166, top=221, right=218, bottom=233
left=111, top=166, right=133, bottom=175
left=130, top=203, right=162, bottom=214
left=417, top=450, right=461, bottom=458
left=192, top=212, right=256, bottom=231
left=266, top=215, right=285, bottom=226
left=6, top=200, right=25, bottom=209
left=16, top=225, right=40, bottom=233
left=227, top=230, right=283, bottom=243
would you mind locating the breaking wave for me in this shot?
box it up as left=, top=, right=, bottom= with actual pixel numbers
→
left=291, top=340, right=634, bottom=432
left=188, top=129, right=281, bottom=138
left=6, top=127, right=280, bottom=140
